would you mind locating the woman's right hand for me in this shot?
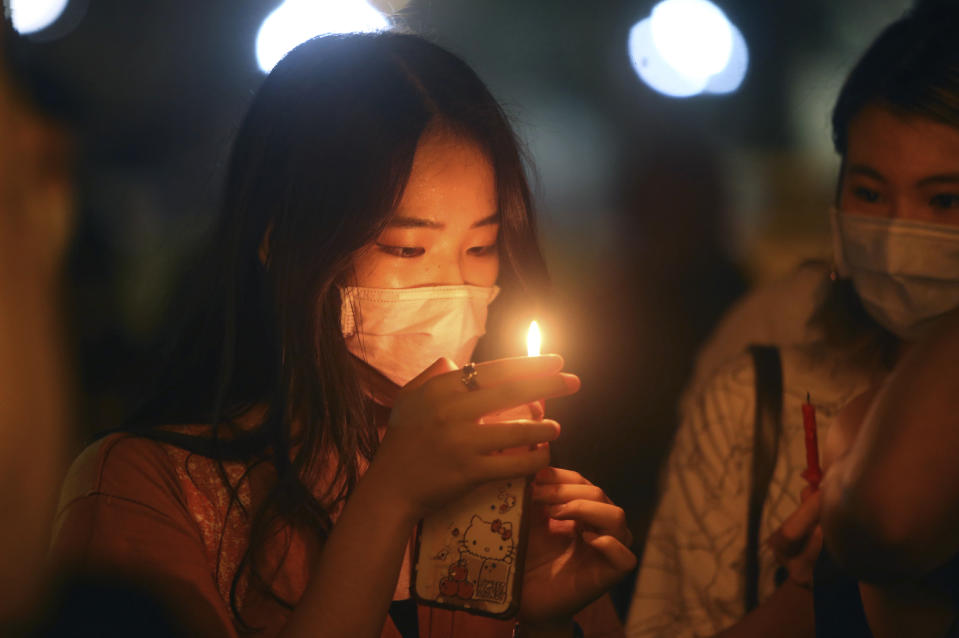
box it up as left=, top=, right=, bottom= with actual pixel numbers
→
left=767, top=489, right=823, bottom=588
left=368, top=355, right=580, bottom=518
left=713, top=491, right=821, bottom=638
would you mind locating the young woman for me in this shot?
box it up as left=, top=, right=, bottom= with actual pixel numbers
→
left=50, top=33, right=634, bottom=638
left=627, top=1, right=959, bottom=636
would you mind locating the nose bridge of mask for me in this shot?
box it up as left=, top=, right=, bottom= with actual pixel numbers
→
left=341, top=284, right=499, bottom=336
left=340, top=284, right=500, bottom=387
left=836, top=211, right=959, bottom=280
left=418, top=288, right=487, bottom=340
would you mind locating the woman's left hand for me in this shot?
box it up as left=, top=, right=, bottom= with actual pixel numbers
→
left=767, top=489, right=823, bottom=589
left=519, top=467, right=636, bottom=626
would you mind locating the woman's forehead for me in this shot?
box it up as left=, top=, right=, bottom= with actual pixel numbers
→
left=389, top=132, right=498, bottom=228
left=845, top=104, right=959, bottom=178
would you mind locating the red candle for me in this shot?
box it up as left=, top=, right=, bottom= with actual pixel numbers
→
left=801, top=392, right=822, bottom=489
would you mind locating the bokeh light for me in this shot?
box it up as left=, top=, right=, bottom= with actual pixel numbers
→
left=651, top=0, right=732, bottom=81
left=628, top=0, right=748, bottom=98
left=8, top=0, right=69, bottom=35
left=703, top=22, right=748, bottom=94
left=629, top=18, right=709, bottom=98
left=255, top=0, right=389, bottom=74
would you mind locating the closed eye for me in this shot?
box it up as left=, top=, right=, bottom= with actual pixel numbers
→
left=853, top=186, right=881, bottom=204
left=377, top=243, right=425, bottom=258
left=930, top=193, right=959, bottom=210
left=466, top=243, right=497, bottom=257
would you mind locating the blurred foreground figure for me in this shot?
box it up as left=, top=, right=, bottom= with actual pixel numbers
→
left=628, top=1, right=959, bottom=636
left=0, top=17, right=73, bottom=625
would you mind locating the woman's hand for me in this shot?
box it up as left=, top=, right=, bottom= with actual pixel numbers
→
left=369, top=355, right=580, bottom=519
left=712, top=492, right=821, bottom=638
left=767, top=489, right=823, bottom=588
left=518, top=467, right=636, bottom=627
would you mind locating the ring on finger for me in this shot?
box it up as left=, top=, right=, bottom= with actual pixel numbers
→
left=460, top=362, right=479, bottom=391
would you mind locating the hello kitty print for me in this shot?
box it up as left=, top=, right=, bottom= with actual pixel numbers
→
left=413, top=478, right=527, bottom=617
left=450, top=514, right=514, bottom=603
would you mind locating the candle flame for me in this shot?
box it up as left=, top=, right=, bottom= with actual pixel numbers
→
left=527, top=320, right=541, bottom=356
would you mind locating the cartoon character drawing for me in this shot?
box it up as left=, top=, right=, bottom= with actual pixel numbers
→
left=432, top=523, right=464, bottom=561
left=497, top=487, right=517, bottom=514
left=438, top=559, right=474, bottom=600
left=477, top=560, right=509, bottom=602
left=453, top=514, right=515, bottom=604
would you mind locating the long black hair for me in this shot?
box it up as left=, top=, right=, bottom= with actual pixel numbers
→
left=126, top=31, right=548, bottom=629
left=811, top=0, right=959, bottom=365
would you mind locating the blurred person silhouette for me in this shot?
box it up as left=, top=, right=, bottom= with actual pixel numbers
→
left=0, top=13, right=73, bottom=627
left=683, top=259, right=831, bottom=398
left=627, top=1, right=959, bottom=636
left=1, top=14, right=225, bottom=637
left=47, top=32, right=634, bottom=638
left=819, top=310, right=959, bottom=637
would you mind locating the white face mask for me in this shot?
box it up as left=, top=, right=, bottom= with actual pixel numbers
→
left=340, top=284, right=500, bottom=387
left=831, top=208, right=959, bottom=340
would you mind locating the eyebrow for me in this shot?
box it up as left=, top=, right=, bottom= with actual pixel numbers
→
left=917, top=173, right=959, bottom=187
left=387, top=213, right=500, bottom=229
left=846, top=164, right=887, bottom=183
left=847, top=164, right=959, bottom=188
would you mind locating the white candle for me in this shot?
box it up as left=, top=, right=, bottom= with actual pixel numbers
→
left=527, top=320, right=541, bottom=357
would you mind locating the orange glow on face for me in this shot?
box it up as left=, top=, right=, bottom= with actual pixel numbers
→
left=527, top=321, right=541, bottom=356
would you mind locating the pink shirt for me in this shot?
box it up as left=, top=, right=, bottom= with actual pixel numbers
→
left=51, top=433, right=622, bottom=637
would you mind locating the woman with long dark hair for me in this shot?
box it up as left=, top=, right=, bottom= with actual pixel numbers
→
left=628, top=0, right=959, bottom=636
left=50, top=32, right=633, bottom=637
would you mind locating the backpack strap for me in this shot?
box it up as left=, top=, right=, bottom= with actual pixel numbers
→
left=745, top=345, right=783, bottom=612
left=388, top=599, right=419, bottom=638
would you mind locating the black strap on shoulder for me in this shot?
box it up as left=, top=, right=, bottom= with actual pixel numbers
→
left=745, top=345, right=783, bottom=612
left=388, top=599, right=419, bottom=638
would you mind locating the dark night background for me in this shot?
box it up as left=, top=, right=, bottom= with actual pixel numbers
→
left=2, top=0, right=913, bottom=600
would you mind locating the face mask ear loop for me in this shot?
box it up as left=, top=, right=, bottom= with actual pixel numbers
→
left=339, top=277, right=374, bottom=379
left=829, top=206, right=850, bottom=280
left=338, top=264, right=361, bottom=339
